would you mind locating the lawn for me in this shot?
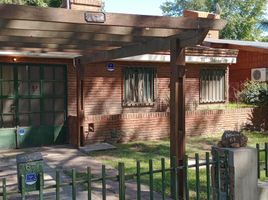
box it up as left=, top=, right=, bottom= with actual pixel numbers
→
left=87, top=131, right=268, bottom=199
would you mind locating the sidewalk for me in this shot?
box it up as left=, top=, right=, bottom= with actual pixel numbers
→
left=0, top=145, right=171, bottom=200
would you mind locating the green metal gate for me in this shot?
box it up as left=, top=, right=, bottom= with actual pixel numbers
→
left=0, top=63, right=67, bottom=149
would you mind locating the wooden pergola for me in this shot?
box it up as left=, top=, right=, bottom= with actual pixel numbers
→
left=0, top=4, right=226, bottom=198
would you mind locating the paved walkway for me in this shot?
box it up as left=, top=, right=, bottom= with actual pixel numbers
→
left=0, top=145, right=172, bottom=200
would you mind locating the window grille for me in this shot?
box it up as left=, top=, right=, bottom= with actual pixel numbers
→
left=123, top=67, right=155, bottom=106
left=200, top=68, right=225, bottom=103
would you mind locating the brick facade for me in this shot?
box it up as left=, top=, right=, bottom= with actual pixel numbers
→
left=71, top=61, right=233, bottom=144
left=82, top=108, right=255, bottom=144
left=229, top=50, right=268, bottom=101
left=0, top=56, right=241, bottom=146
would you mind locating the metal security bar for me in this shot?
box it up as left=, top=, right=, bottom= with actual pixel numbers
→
left=200, top=68, right=225, bottom=103
left=0, top=152, right=230, bottom=200
left=123, top=67, right=155, bottom=106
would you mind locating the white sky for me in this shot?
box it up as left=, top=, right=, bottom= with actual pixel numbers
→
left=104, top=0, right=167, bottom=16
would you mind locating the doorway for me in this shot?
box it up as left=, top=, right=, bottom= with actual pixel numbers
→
left=0, top=63, right=67, bottom=148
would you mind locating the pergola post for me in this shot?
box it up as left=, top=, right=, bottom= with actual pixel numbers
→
left=74, top=57, right=84, bottom=148
left=170, top=38, right=186, bottom=199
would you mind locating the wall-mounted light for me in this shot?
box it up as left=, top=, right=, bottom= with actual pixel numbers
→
left=12, top=57, right=17, bottom=62
left=84, top=12, right=106, bottom=23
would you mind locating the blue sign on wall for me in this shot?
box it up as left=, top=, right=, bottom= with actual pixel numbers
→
left=25, top=173, right=37, bottom=185
left=18, top=128, right=26, bottom=136
left=107, top=63, right=115, bottom=72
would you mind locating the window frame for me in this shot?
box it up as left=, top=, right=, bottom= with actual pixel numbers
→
left=199, top=67, right=226, bottom=104
left=122, top=66, right=156, bottom=107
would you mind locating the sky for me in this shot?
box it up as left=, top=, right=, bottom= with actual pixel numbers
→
left=104, top=0, right=167, bottom=16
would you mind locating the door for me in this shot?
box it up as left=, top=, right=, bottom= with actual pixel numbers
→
left=0, top=63, right=67, bottom=149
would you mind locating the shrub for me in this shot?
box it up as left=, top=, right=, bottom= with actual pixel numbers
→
left=238, top=80, right=268, bottom=106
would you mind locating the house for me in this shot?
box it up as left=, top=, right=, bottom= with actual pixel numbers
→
left=0, top=2, right=239, bottom=149
left=204, top=38, right=268, bottom=101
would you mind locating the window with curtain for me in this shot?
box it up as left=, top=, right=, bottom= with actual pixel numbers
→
left=123, top=67, right=155, bottom=106
left=200, top=68, right=226, bottom=103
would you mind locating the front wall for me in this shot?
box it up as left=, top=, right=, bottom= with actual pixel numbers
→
left=228, top=50, right=268, bottom=100
left=0, top=56, right=232, bottom=146
left=81, top=61, right=229, bottom=144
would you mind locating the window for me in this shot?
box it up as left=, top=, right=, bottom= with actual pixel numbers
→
left=123, top=67, right=155, bottom=106
left=200, top=68, right=226, bottom=103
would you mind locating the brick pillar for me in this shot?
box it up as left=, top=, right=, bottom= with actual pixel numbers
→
left=62, top=0, right=102, bottom=11
left=183, top=10, right=220, bottom=39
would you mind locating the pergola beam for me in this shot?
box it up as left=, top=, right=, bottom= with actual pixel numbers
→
left=0, top=35, right=136, bottom=47
left=79, top=29, right=208, bottom=64
left=0, top=29, right=158, bottom=42
left=0, top=4, right=226, bottom=30
left=0, top=20, right=185, bottom=37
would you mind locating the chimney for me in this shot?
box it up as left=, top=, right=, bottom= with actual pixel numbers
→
left=183, top=10, right=220, bottom=39
left=62, top=0, right=102, bottom=11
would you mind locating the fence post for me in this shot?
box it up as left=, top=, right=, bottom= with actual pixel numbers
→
left=56, top=171, right=60, bottom=200
left=39, top=172, right=44, bottom=200
left=136, top=161, right=141, bottom=200
left=118, top=162, right=125, bottom=200
left=2, top=178, right=7, bottom=200
left=215, top=151, right=220, bottom=200
left=102, top=165, right=106, bottom=200
left=72, top=169, right=76, bottom=200
left=205, top=152, right=211, bottom=200
left=149, top=159, right=154, bottom=200
left=87, top=167, right=92, bottom=200
left=171, top=156, right=178, bottom=200
left=161, top=158, right=166, bottom=200
left=224, top=150, right=230, bottom=200
left=265, top=143, right=268, bottom=177
left=195, top=153, right=200, bottom=200
left=183, top=155, right=189, bottom=200
left=21, top=175, right=26, bottom=200
left=256, top=143, right=260, bottom=178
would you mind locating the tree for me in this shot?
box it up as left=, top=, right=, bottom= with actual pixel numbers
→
left=160, top=0, right=268, bottom=40
left=0, top=0, right=61, bottom=7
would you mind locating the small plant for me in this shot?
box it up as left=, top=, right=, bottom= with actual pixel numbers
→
left=238, top=80, right=268, bottom=106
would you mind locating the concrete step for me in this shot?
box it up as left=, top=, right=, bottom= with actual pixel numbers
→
left=258, top=181, right=268, bottom=200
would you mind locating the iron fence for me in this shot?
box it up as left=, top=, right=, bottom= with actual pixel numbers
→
left=0, top=150, right=230, bottom=200
left=256, top=142, right=268, bottom=179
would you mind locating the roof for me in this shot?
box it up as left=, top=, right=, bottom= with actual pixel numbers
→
left=0, top=4, right=227, bottom=64
left=204, top=38, right=268, bottom=52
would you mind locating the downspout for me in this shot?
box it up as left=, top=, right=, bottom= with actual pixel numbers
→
left=66, top=0, right=71, bottom=9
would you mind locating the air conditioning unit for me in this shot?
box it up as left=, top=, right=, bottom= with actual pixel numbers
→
left=251, top=68, right=268, bottom=81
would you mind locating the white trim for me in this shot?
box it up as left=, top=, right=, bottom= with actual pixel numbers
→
left=117, top=54, right=237, bottom=64
left=0, top=51, right=79, bottom=59
left=0, top=52, right=237, bottom=64
left=186, top=56, right=237, bottom=64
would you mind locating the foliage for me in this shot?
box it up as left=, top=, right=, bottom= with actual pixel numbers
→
left=160, top=0, right=268, bottom=40
left=0, top=0, right=61, bottom=7
left=238, top=80, right=268, bottom=106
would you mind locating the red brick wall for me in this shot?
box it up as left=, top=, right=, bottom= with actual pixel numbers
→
left=79, top=62, right=229, bottom=116
left=227, top=50, right=268, bottom=101
left=82, top=108, right=255, bottom=144
left=76, top=61, right=233, bottom=144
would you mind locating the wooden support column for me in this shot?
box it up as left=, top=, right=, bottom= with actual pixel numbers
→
left=170, top=38, right=186, bottom=199
left=74, top=57, right=84, bottom=148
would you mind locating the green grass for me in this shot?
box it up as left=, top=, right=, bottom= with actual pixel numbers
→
left=196, top=102, right=255, bottom=110
left=86, top=131, right=268, bottom=199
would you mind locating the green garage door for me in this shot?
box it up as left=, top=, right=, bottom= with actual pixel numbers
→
left=0, top=63, right=67, bottom=149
